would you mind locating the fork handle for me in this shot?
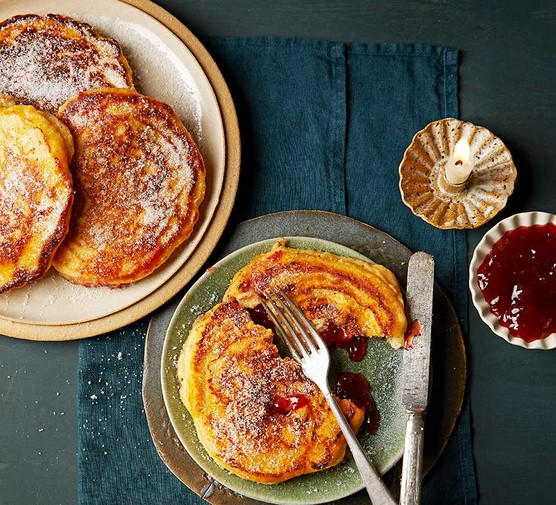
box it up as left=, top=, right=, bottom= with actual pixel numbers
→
left=323, top=390, right=397, bottom=505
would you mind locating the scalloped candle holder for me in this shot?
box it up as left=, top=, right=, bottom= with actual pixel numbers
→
left=399, top=118, right=517, bottom=229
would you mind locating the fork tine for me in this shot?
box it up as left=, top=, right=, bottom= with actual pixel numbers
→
left=259, top=294, right=303, bottom=360
left=269, top=293, right=311, bottom=357
left=276, top=290, right=328, bottom=353
left=273, top=290, right=318, bottom=355
left=268, top=290, right=314, bottom=356
left=262, top=290, right=313, bottom=358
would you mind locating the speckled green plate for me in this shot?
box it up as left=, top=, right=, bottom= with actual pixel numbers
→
left=161, top=236, right=406, bottom=505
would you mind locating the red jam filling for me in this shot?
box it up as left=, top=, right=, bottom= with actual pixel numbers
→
left=267, top=394, right=310, bottom=416
left=404, top=319, right=422, bottom=350
left=320, top=321, right=367, bottom=362
left=477, top=223, right=556, bottom=341
left=335, top=372, right=380, bottom=434
left=247, top=304, right=275, bottom=330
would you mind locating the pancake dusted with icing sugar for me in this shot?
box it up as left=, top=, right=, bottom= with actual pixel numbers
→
left=178, top=300, right=365, bottom=484
left=225, top=239, right=408, bottom=349
left=0, top=104, right=73, bottom=293
left=53, top=88, right=206, bottom=287
left=0, top=13, right=134, bottom=114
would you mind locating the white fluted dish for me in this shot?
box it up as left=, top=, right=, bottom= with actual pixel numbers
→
left=399, top=118, right=517, bottom=229
left=469, top=211, right=556, bottom=350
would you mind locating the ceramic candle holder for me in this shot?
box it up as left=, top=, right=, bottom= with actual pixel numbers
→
left=398, top=118, right=517, bottom=229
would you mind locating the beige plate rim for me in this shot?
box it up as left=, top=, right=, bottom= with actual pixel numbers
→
left=0, top=0, right=240, bottom=341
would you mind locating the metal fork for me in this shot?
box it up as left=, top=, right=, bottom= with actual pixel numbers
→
left=260, top=289, right=397, bottom=505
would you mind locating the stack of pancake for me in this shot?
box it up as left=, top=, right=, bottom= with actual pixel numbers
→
left=0, top=13, right=205, bottom=293
left=178, top=240, right=407, bottom=484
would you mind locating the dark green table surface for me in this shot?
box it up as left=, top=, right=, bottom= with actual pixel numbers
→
left=1, top=1, right=555, bottom=504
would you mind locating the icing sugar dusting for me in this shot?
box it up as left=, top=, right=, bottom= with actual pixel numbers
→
left=0, top=14, right=133, bottom=114
left=87, top=16, right=204, bottom=144
left=60, top=91, right=197, bottom=261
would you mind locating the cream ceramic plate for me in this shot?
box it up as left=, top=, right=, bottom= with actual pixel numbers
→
left=162, top=237, right=406, bottom=505
left=469, top=211, right=556, bottom=350
left=0, top=0, right=225, bottom=325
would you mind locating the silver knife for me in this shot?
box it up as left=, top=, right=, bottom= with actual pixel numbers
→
left=400, top=252, right=435, bottom=505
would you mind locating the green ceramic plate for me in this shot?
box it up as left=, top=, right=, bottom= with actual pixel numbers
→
left=161, top=237, right=405, bottom=505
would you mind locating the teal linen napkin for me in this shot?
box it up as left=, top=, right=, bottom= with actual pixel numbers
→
left=78, top=37, right=477, bottom=504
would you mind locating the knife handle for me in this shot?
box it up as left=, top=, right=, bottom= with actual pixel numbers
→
left=400, top=409, right=425, bottom=505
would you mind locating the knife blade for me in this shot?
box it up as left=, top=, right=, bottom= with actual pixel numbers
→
left=400, top=251, right=434, bottom=505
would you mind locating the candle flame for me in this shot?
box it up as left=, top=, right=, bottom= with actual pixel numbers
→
left=453, top=138, right=470, bottom=164
left=445, top=137, right=473, bottom=186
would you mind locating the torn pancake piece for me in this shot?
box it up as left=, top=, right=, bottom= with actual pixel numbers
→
left=225, top=239, right=408, bottom=349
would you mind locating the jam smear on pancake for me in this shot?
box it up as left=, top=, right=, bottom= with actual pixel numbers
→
left=267, top=394, right=310, bottom=416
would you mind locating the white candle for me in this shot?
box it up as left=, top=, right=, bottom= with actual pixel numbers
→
left=446, top=138, right=473, bottom=185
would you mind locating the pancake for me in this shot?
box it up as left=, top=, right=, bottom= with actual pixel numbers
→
left=0, top=104, right=73, bottom=293
left=36, top=111, right=75, bottom=161
left=0, top=93, right=16, bottom=107
left=0, top=92, right=74, bottom=158
left=0, top=13, right=134, bottom=114
left=53, top=88, right=206, bottom=287
left=178, top=300, right=365, bottom=484
left=225, top=239, right=408, bottom=349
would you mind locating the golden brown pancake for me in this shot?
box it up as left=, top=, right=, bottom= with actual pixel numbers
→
left=178, top=300, right=365, bottom=484
left=0, top=93, right=16, bottom=107
left=0, top=104, right=73, bottom=293
left=37, top=111, right=75, bottom=160
left=0, top=13, right=134, bottom=114
left=0, top=92, right=74, bottom=158
left=225, top=239, right=408, bottom=349
left=53, top=88, right=206, bottom=287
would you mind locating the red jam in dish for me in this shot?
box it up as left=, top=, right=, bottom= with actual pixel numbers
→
left=320, top=321, right=367, bottom=362
left=267, top=394, right=310, bottom=416
left=335, top=372, right=380, bottom=434
left=477, top=223, right=556, bottom=342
